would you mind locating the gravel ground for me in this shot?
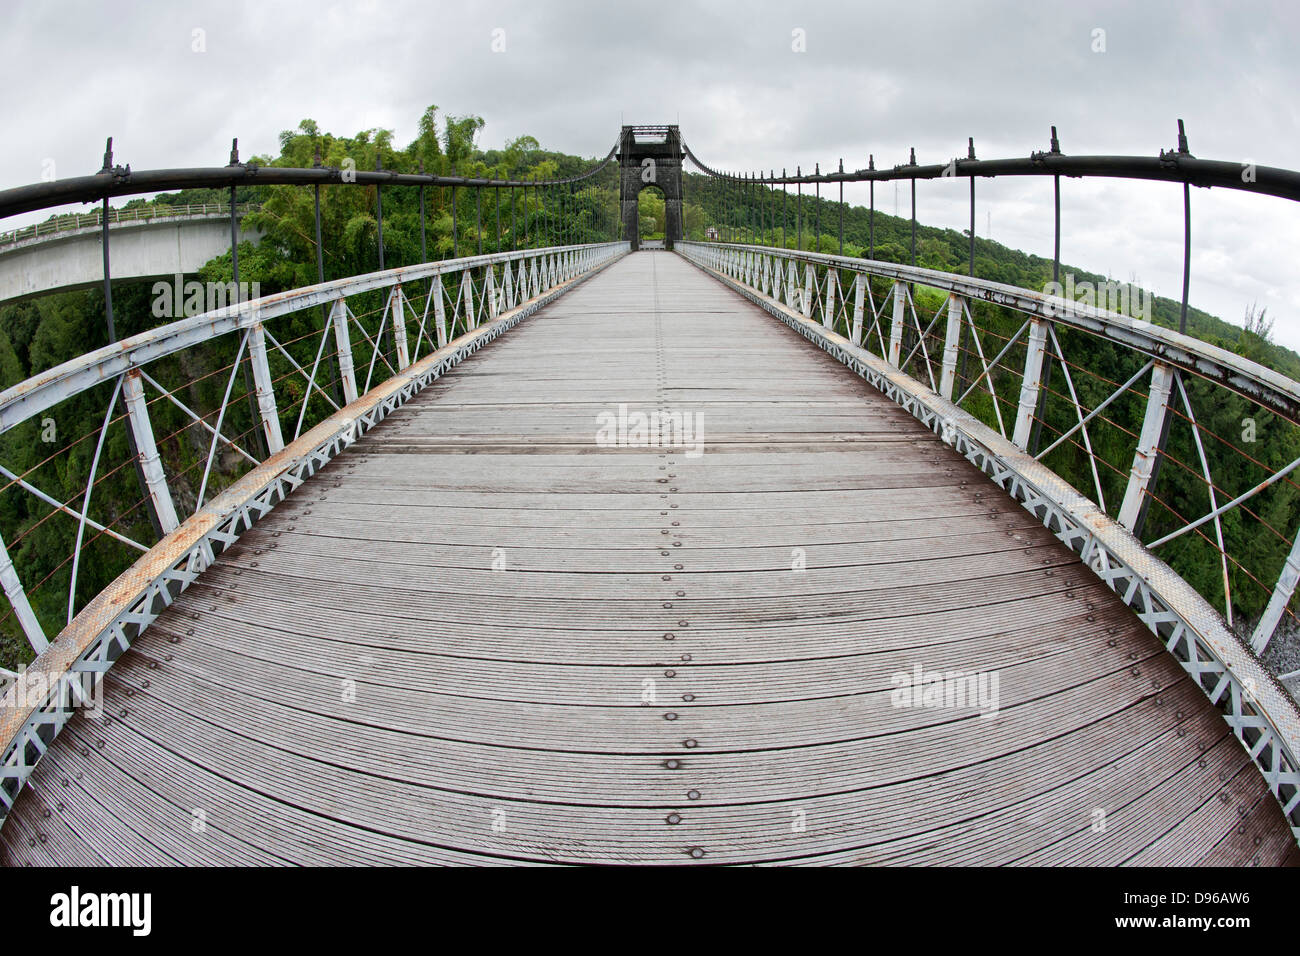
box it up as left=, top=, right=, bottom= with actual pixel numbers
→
left=1254, top=618, right=1300, bottom=700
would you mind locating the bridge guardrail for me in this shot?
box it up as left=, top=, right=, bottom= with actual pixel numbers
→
left=680, top=238, right=1300, bottom=840
left=676, top=124, right=1300, bottom=677
left=0, top=240, right=629, bottom=815
left=0, top=129, right=627, bottom=705
left=0, top=203, right=260, bottom=247
left=681, top=241, right=1300, bottom=654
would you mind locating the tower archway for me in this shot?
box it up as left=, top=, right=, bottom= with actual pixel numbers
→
left=618, top=125, right=684, bottom=250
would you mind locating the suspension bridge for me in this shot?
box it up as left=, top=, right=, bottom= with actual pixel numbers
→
left=0, top=124, right=1298, bottom=865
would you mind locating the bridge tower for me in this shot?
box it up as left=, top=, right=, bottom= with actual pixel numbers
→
left=618, top=125, right=684, bottom=251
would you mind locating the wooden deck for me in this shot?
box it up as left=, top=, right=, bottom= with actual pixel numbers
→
left=3, top=250, right=1295, bottom=866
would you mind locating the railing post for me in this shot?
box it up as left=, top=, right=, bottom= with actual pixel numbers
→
left=851, top=273, right=865, bottom=347
left=462, top=270, right=477, bottom=330
left=389, top=287, right=410, bottom=370
left=822, top=269, right=836, bottom=329
left=101, top=138, right=162, bottom=540
left=1012, top=318, right=1050, bottom=449
left=939, top=295, right=964, bottom=401
left=1118, top=361, right=1175, bottom=532
left=1252, top=531, right=1300, bottom=653
left=0, top=531, right=46, bottom=653
left=122, top=369, right=180, bottom=534
left=486, top=266, right=500, bottom=320
left=331, top=299, right=359, bottom=405
left=887, top=282, right=906, bottom=368
left=246, top=317, right=284, bottom=455
left=434, top=274, right=449, bottom=348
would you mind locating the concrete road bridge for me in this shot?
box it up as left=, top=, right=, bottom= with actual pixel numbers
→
left=0, top=125, right=1299, bottom=865
left=0, top=202, right=260, bottom=305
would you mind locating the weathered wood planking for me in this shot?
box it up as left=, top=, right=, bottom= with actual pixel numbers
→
left=3, top=251, right=1294, bottom=866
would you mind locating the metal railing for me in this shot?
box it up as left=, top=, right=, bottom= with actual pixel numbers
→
left=0, top=239, right=628, bottom=812
left=681, top=242, right=1300, bottom=648
left=677, top=122, right=1300, bottom=658
left=0, top=130, right=628, bottom=676
left=0, top=202, right=259, bottom=247
left=679, top=238, right=1300, bottom=841
left=679, top=121, right=1298, bottom=344
left=0, top=122, right=632, bottom=821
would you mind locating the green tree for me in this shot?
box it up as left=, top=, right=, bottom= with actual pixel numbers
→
left=638, top=189, right=665, bottom=238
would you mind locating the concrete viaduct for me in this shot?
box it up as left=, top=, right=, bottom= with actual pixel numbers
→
left=0, top=205, right=259, bottom=305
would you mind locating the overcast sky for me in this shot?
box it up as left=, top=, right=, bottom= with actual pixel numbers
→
left=3, top=0, right=1298, bottom=346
